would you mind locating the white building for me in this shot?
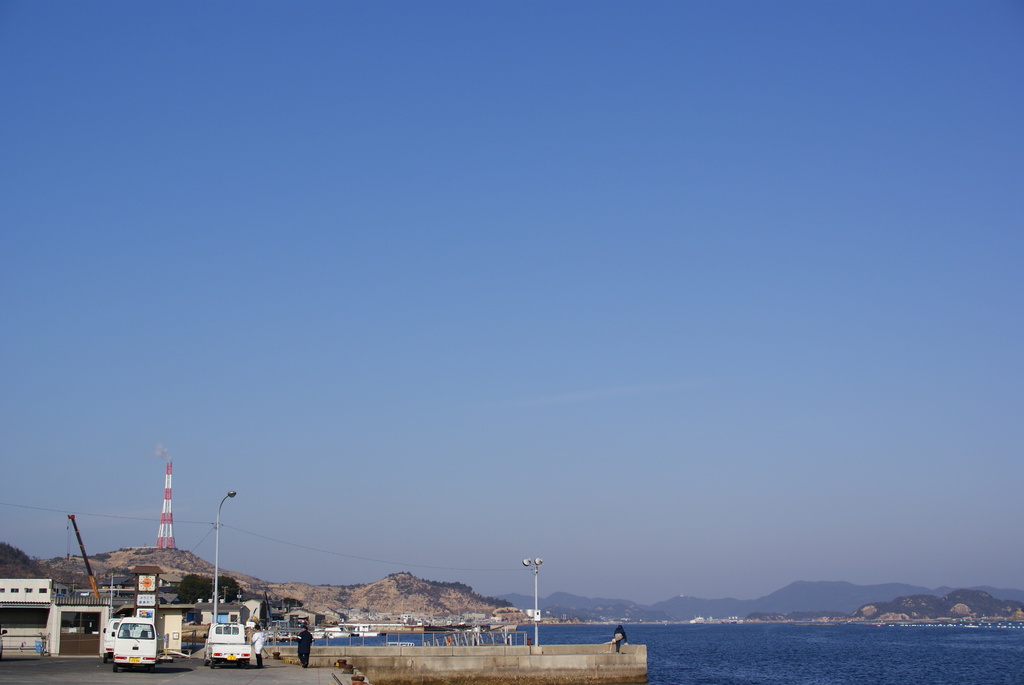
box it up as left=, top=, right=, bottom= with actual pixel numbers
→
left=0, top=578, right=69, bottom=600
left=0, top=571, right=188, bottom=657
left=0, top=578, right=109, bottom=656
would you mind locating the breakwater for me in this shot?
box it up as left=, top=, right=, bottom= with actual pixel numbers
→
left=273, top=643, right=647, bottom=684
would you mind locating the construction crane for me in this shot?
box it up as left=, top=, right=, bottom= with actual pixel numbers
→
left=67, top=514, right=100, bottom=599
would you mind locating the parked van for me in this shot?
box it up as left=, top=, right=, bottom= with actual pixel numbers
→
left=112, top=618, right=158, bottom=673
left=0, top=624, right=6, bottom=660
left=101, top=618, right=122, bottom=662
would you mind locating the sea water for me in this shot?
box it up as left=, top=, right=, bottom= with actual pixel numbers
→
left=539, top=623, right=1024, bottom=685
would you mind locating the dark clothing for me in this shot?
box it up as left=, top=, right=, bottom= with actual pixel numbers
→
left=613, top=625, right=627, bottom=653
left=297, top=628, right=313, bottom=667
left=297, top=628, right=313, bottom=651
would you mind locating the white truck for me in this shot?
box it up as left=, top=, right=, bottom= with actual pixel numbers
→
left=112, top=617, right=158, bottom=673
left=204, top=622, right=252, bottom=668
left=100, top=617, right=122, bottom=663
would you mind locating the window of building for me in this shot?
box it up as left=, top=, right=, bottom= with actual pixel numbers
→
left=0, top=607, right=48, bottom=629
left=25, top=588, right=33, bottom=593
left=61, top=611, right=101, bottom=634
left=11, top=588, right=19, bottom=593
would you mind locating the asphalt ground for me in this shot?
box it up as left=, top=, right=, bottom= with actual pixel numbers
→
left=0, top=654, right=357, bottom=684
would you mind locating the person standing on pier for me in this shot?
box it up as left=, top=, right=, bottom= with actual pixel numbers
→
left=297, top=624, right=313, bottom=668
left=250, top=623, right=266, bottom=668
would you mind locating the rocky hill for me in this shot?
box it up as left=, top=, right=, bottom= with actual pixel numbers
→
left=41, top=546, right=265, bottom=589
left=33, top=545, right=510, bottom=618
left=333, top=573, right=512, bottom=616
left=851, top=589, right=1024, bottom=621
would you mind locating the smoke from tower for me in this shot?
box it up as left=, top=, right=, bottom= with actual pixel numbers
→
left=155, top=444, right=176, bottom=549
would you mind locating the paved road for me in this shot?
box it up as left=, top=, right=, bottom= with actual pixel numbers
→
left=0, top=654, right=358, bottom=684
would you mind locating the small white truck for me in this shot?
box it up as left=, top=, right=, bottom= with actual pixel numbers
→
left=112, top=618, right=158, bottom=673
left=101, top=617, right=122, bottom=663
left=204, top=622, right=252, bottom=668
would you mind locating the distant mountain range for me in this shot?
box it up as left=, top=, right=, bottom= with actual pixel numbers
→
left=11, top=539, right=1023, bottom=622
left=496, top=581, right=1024, bottom=622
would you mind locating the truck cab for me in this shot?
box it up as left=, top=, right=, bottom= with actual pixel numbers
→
left=204, top=622, right=252, bottom=668
left=112, top=618, right=158, bottom=673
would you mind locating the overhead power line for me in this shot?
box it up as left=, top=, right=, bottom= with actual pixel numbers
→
left=220, top=523, right=517, bottom=574
left=0, top=500, right=517, bottom=574
left=0, top=500, right=210, bottom=525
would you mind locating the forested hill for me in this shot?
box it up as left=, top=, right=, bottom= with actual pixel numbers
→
left=0, top=542, right=45, bottom=578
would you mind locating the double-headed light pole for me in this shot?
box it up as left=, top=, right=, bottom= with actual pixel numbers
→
left=213, top=490, right=236, bottom=626
left=522, top=557, right=543, bottom=646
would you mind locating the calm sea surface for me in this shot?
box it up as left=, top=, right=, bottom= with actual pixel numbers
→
left=538, top=623, right=1024, bottom=685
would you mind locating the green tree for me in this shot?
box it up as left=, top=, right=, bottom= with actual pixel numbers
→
left=176, top=574, right=211, bottom=603
left=176, top=574, right=241, bottom=603
left=218, top=576, right=241, bottom=602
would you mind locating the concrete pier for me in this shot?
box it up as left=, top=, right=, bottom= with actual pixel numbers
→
left=272, top=643, right=648, bottom=685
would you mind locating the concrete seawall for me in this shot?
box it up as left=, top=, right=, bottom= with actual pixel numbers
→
left=272, top=643, right=647, bottom=685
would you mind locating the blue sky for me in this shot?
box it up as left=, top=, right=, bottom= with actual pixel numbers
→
left=1, top=1, right=1022, bottom=605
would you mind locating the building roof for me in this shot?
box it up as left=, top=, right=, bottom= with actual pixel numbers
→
left=55, top=596, right=109, bottom=607
left=194, top=602, right=244, bottom=610
left=130, top=565, right=166, bottom=574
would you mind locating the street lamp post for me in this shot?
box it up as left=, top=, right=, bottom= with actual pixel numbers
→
left=213, top=491, right=236, bottom=627
left=522, top=557, right=543, bottom=646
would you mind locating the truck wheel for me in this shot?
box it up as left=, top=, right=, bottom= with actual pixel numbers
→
left=147, top=665, right=155, bottom=673
left=112, top=663, right=119, bottom=673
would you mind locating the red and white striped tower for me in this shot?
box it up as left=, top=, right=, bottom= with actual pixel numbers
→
left=156, top=459, right=176, bottom=548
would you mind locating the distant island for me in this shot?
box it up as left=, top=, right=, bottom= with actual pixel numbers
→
left=748, top=588, right=1024, bottom=623
left=497, top=580, right=1024, bottom=623
left=845, top=589, right=1024, bottom=623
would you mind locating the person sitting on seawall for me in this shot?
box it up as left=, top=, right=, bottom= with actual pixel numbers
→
left=611, top=625, right=627, bottom=653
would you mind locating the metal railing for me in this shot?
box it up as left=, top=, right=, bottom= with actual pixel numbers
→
left=422, top=630, right=527, bottom=647
left=268, top=628, right=529, bottom=648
